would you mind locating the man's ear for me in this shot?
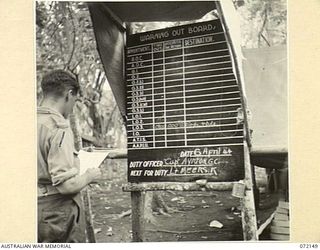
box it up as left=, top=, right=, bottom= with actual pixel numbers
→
left=66, top=90, right=73, bottom=102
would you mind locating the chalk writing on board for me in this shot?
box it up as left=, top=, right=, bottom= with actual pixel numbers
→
left=127, top=146, right=236, bottom=178
left=126, top=20, right=245, bottom=182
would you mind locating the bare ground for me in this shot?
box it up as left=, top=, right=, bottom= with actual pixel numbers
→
left=87, top=159, right=278, bottom=242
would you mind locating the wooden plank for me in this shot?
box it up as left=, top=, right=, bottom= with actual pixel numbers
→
left=107, top=149, right=128, bottom=159
left=123, top=181, right=236, bottom=192
left=270, top=233, right=290, bottom=241
left=276, top=207, right=289, bottom=215
left=278, top=201, right=289, bottom=209
left=131, top=191, right=145, bottom=242
left=250, top=146, right=288, bottom=155
left=274, top=213, right=289, bottom=221
left=240, top=140, right=258, bottom=240
left=272, top=220, right=290, bottom=228
left=270, top=226, right=290, bottom=235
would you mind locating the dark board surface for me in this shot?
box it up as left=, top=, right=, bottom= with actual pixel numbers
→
left=126, top=20, right=245, bottom=182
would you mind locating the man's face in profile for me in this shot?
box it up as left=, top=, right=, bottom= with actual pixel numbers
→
left=64, top=89, right=79, bottom=118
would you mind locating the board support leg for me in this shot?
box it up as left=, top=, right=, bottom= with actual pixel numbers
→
left=241, top=141, right=258, bottom=240
left=82, top=189, right=97, bottom=243
left=131, top=191, right=145, bottom=242
left=251, top=164, right=260, bottom=210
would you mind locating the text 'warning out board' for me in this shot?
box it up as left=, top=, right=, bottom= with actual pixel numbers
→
left=126, top=20, right=245, bottom=182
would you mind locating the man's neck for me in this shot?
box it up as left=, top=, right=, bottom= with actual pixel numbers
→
left=40, top=97, right=65, bottom=117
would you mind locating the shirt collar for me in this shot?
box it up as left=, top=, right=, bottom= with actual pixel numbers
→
left=37, top=106, right=64, bottom=119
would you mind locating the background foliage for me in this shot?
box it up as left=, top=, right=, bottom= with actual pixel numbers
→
left=36, top=2, right=126, bottom=148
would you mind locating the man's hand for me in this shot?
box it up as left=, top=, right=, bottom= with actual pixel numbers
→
left=85, top=168, right=102, bottom=183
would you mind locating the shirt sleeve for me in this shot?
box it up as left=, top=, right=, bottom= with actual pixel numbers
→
left=47, top=128, right=79, bottom=186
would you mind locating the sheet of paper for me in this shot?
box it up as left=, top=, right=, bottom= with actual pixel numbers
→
left=78, top=150, right=110, bottom=175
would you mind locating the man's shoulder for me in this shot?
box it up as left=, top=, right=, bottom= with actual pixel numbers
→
left=37, top=107, right=69, bottom=130
left=50, top=115, right=69, bottom=129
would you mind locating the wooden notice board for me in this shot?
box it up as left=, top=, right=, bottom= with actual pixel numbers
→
left=126, top=20, right=245, bottom=182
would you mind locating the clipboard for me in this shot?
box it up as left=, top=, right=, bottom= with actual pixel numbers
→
left=78, top=149, right=110, bottom=175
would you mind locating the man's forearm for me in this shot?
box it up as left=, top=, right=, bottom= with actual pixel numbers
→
left=55, top=172, right=92, bottom=195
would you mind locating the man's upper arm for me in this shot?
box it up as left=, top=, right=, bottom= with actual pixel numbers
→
left=47, top=128, right=79, bottom=186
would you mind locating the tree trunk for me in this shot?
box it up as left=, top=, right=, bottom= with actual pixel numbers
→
left=144, top=192, right=173, bottom=224
left=144, top=192, right=156, bottom=224
left=69, top=112, right=82, bottom=151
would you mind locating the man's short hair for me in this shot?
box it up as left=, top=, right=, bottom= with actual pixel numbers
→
left=41, top=70, right=80, bottom=98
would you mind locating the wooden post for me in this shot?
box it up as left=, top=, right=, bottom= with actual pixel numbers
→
left=215, top=2, right=252, bottom=148
left=241, top=140, right=258, bottom=240
left=251, top=164, right=260, bottom=210
left=131, top=191, right=145, bottom=242
left=82, top=189, right=97, bottom=243
left=215, top=2, right=258, bottom=240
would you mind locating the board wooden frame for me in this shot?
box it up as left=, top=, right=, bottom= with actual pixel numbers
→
left=122, top=1, right=259, bottom=241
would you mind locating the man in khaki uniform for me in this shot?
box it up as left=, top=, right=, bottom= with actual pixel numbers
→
left=37, top=70, right=101, bottom=243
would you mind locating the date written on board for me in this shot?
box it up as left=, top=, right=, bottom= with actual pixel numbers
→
left=128, top=147, right=234, bottom=177
left=129, top=147, right=232, bottom=167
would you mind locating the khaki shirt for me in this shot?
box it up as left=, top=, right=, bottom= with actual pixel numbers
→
left=37, top=107, right=79, bottom=191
